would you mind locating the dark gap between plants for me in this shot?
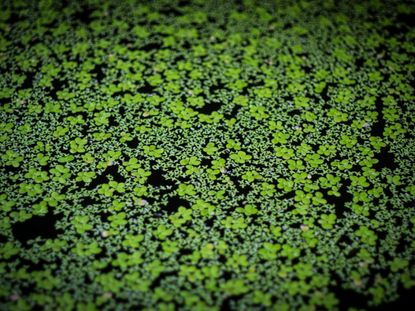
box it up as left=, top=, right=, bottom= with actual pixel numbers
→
left=86, top=165, right=125, bottom=190
left=228, top=174, right=252, bottom=197
left=149, top=270, right=177, bottom=290
left=0, top=234, right=7, bottom=244
left=147, top=169, right=176, bottom=188
left=194, top=100, right=223, bottom=114
left=373, top=147, right=396, bottom=170
left=72, top=6, right=93, bottom=24
left=126, top=137, right=139, bottom=149
left=140, top=42, right=162, bottom=52
left=334, top=285, right=368, bottom=310
left=220, top=294, right=244, bottom=311
left=90, top=63, right=106, bottom=82
left=324, top=179, right=353, bottom=219
left=137, top=81, right=156, bottom=94
left=178, top=0, right=190, bottom=8
left=227, top=104, right=241, bottom=118
left=371, top=97, right=385, bottom=137
left=396, top=13, right=415, bottom=30
left=162, top=196, right=190, bottom=214
left=108, top=115, right=119, bottom=127
left=12, top=212, right=63, bottom=245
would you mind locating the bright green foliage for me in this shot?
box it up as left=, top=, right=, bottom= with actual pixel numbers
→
left=318, top=213, right=337, bottom=229
left=0, top=0, right=415, bottom=310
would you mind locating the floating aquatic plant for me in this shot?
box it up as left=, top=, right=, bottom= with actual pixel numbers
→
left=0, top=0, right=414, bottom=310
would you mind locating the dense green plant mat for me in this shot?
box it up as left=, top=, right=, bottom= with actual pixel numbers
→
left=1, top=0, right=415, bottom=310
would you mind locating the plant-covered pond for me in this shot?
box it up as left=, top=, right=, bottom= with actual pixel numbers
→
left=0, top=0, right=414, bottom=310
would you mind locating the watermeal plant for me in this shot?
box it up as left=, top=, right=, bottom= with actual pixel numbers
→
left=0, top=0, right=415, bottom=310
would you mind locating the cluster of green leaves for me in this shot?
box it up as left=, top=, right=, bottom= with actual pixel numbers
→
left=0, top=0, right=415, bottom=310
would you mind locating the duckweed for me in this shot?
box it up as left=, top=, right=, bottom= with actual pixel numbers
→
left=0, top=0, right=415, bottom=310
